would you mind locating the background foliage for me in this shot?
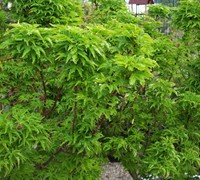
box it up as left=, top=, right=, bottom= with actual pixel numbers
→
left=0, top=0, right=199, bottom=179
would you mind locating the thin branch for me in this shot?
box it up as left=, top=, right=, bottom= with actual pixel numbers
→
left=38, top=67, right=47, bottom=117
left=72, top=101, right=77, bottom=134
left=38, top=142, right=68, bottom=170
left=0, top=56, right=16, bottom=62
left=119, top=95, right=126, bottom=131
left=72, top=86, right=78, bottom=134
left=46, top=87, right=63, bottom=118
left=92, top=115, right=105, bottom=136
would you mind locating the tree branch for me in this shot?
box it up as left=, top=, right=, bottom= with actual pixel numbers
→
left=0, top=56, right=17, bottom=62
left=46, top=87, right=63, bottom=118
left=119, top=95, right=126, bottom=131
left=38, top=142, right=68, bottom=170
left=92, top=115, right=105, bottom=136
left=72, top=86, right=78, bottom=134
left=38, top=67, right=47, bottom=117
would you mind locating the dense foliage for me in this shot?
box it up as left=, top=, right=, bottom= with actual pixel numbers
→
left=0, top=0, right=199, bottom=179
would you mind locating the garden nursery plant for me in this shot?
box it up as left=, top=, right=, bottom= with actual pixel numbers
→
left=0, top=0, right=199, bottom=179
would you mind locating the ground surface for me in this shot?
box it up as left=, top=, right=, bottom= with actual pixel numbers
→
left=100, top=162, right=133, bottom=180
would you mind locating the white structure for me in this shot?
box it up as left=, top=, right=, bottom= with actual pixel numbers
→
left=126, top=4, right=147, bottom=14
left=126, top=0, right=154, bottom=15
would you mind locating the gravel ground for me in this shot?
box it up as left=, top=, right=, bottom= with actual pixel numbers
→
left=100, top=162, right=133, bottom=180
